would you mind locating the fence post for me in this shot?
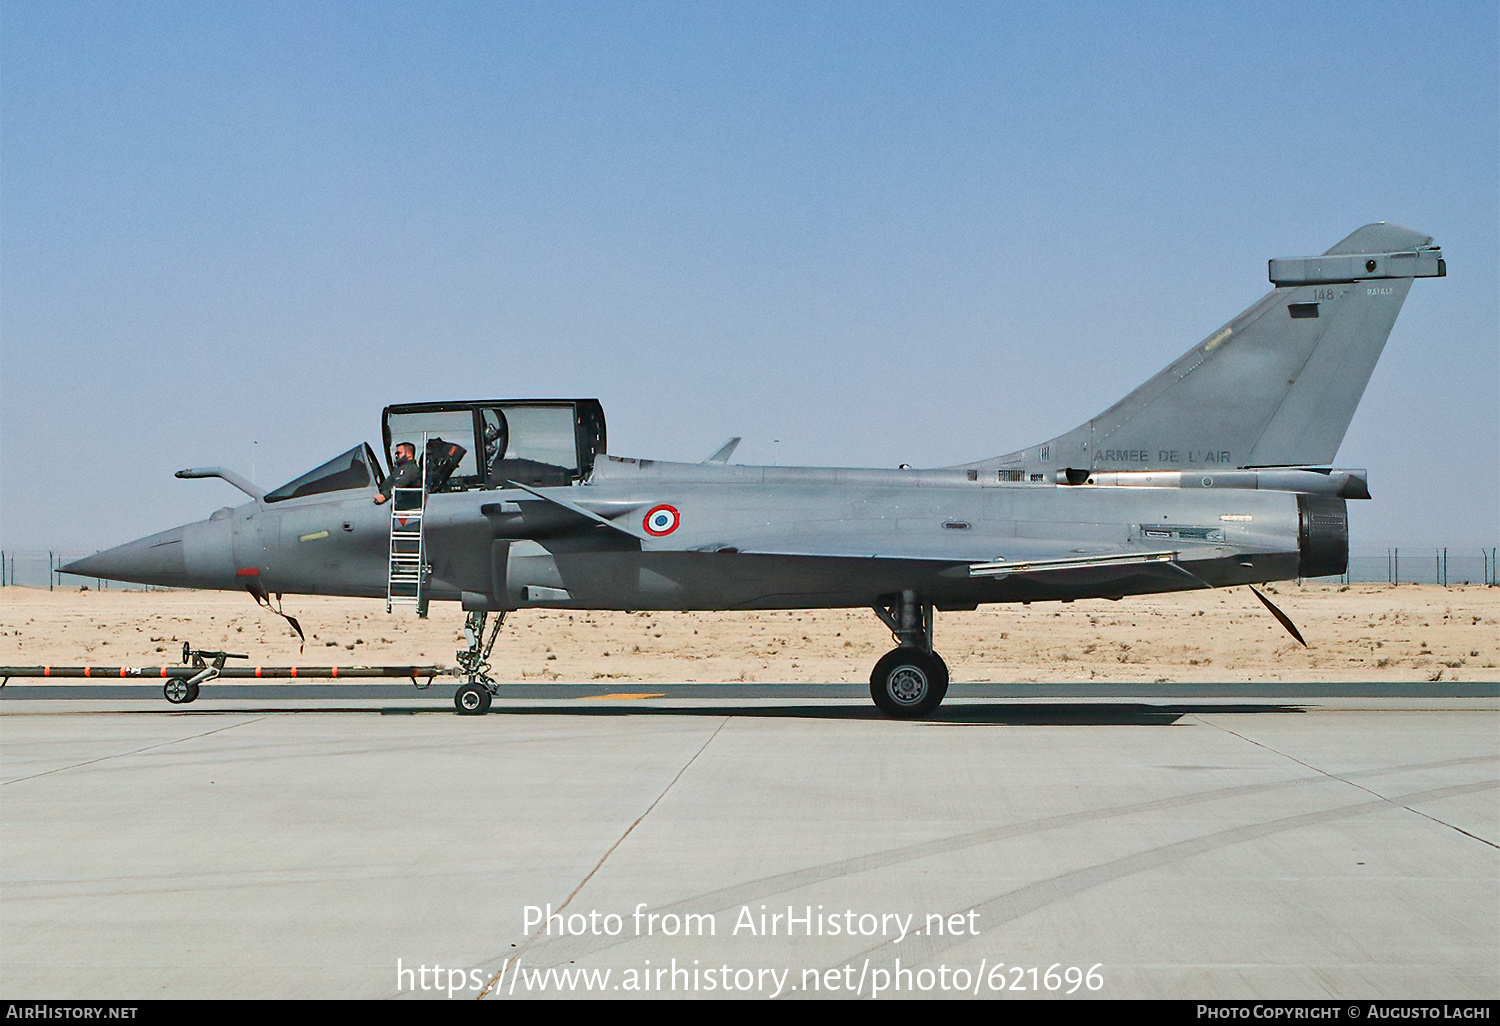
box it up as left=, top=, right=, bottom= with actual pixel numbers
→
left=48, top=551, right=54, bottom=591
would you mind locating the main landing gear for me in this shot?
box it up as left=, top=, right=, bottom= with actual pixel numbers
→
left=869, top=590, right=949, bottom=718
left=452, top=610, right=504, bottom=715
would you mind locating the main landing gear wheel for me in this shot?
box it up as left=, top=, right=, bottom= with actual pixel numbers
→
left=869, top=647, right=949, bottom=718
left=164, top=679, right=200, bottom=704
left=454, top=682, right=492, bottom=715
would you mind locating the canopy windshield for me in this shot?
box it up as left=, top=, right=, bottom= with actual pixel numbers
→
left=263, top=445, right=382, bottom=503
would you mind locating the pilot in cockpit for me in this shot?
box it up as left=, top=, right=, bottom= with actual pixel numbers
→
left=373, top=441, right=420, bottom=504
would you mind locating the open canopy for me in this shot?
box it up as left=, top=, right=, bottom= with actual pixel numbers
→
left=382, top=399, right=606, bottom=491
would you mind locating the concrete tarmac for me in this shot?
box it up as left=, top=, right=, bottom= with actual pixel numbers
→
left=2, top=686, right=1496, bottom=1000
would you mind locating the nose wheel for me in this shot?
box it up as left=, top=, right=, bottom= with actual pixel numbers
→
left=454, top=681, right=493, bottom=715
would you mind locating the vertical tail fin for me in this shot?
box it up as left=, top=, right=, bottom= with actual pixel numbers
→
left=970, top=223, right=1444, bottom=479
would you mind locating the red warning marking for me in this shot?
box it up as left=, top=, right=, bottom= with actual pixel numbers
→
left=643, top=504, right=681, bottom=536
left=236, top=567, right=259, bottom=577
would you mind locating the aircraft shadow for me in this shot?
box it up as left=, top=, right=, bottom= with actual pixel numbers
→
left=402, top=701, right=1304, bottom=724
left=3, top=696, right=1306, bottom=725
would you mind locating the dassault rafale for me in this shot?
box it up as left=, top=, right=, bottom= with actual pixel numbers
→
left=63, top=223, right=1446, bottom=716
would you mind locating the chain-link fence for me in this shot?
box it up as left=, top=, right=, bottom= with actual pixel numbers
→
left=0, top=551, right=153, bottom=590
left=4, top=545, right=1497, bottom=590
left=1326, top=547, right=1500, bottom=586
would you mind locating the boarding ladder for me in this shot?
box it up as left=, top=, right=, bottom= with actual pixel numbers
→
left=386, top=479, right=429, bottom=618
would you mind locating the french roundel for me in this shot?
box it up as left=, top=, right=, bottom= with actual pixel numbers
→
left=643, top=504, right=680, bottom=536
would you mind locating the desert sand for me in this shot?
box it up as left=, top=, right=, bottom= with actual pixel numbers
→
left=1, top=582, right=1496, bottom=684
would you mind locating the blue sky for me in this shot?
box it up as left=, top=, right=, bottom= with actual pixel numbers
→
left=2, top=1, right=1496, bottom=552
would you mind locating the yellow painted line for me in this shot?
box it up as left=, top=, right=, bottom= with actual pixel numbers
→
left=579, top=693, right=667, bottom=701
left=298, top=530, right=330, bottom=542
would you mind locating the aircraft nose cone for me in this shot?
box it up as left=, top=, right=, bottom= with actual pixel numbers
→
left=61, top=516, right=239, bottom=589
left=61, top=527, right=189, bottom=587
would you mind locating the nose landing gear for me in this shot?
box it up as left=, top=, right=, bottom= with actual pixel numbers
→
left=453, top=610, right=504, bottom=715
left=869, top=590, right=949, bottom=718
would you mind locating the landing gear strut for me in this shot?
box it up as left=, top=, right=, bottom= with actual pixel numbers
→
left=869, top=590, right=949, bottom=718
left=453, top=610, right=504, bottom=715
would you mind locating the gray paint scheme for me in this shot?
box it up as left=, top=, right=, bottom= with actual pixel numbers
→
left=61, top=224, right=1445, bottom=715
left=969, top=223, right=1443, bottom=480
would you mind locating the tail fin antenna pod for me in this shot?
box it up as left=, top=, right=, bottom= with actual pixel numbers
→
left=966, top=223, right=1444, bottom=478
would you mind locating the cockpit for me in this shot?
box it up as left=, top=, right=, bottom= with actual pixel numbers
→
left=263, top=444, right=384, bottom=503
left=258, top=400, right=605, bottom=504
left=383, top=399, right=606, bottom=491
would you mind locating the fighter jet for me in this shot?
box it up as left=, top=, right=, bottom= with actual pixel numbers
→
left=62, top=223, right=1446, bottom=716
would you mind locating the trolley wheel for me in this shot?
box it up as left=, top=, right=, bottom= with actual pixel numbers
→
left=165, top=679, right=193, bottom=704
